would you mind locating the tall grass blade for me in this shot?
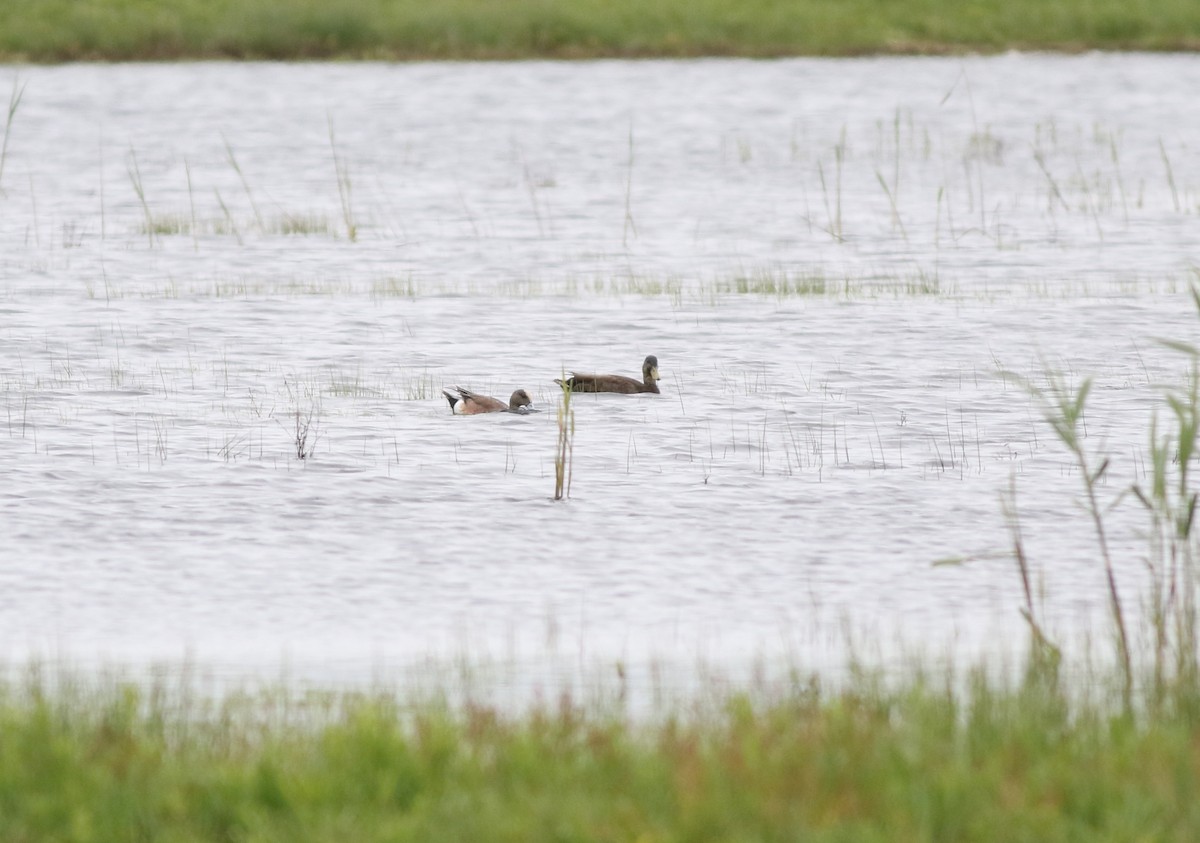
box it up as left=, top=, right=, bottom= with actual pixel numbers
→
left=555, top=378, right=575, bottom=501
left=214, top=188, right=243, bottom=245
left=874, top=168, right=908, bottom=241
left=223, top=136, right=264, bottom=231
left=185, top=157, right=198, bottom=250
left=0, top=76, right=25, bottom=195
left=1158, top=338, right=1200, bottom=357
left=834, top=126, right=845, bottom=240
left=126, top=146, right=154, bottom=248
left=1159, top=138, right=1181, bottom=213
left=623, top=121, right=637, bottom=248
left=1032, top=147, right=1068, bottom=211
left=328, top=115, right=358, bottom=242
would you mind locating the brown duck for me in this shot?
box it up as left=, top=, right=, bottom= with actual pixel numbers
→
left=555, top=355, right=661, bottom=394
left=443, top=386, right=535, bottom=415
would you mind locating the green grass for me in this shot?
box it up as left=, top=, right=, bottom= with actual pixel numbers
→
left=135, top=211, right=334, bottom=238
left=1, top=0, right=1199, bottom=61
left=1, top=665, right=1199, bottom=842
left=76, top=269, right=1197, bottom=304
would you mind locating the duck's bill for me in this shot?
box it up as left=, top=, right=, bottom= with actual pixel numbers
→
left=515, top=405, right=540, bottom=414
left=650, top=367, right=661, bottom=381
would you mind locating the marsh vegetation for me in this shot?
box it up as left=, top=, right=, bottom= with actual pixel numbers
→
left=3, top=0, right=1200, bottom=61
left=1, top=657, right=1199, bottom=842
left=1, top=56, right=1200, bottom=836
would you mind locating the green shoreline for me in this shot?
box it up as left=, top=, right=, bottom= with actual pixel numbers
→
left=1, top=666, right=1198, bottom=842
left=2, top=0, right=1200, bottom=62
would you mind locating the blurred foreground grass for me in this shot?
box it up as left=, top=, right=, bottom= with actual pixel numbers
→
left=2, top=0, right=1199, bottom=61
left=2, top=668, right=1199, bottom=842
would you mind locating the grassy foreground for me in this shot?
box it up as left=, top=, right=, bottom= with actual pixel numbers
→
left=2, top=670, right=1199, bottom=842
left=1, top=0, right=1200, bottom=61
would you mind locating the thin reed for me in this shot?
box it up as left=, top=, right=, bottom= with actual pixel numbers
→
left=224, top=137, right=264, bottom=231
left=554, top=378, right=574, bottom=500
left=329, top=116, right=358, bottom=242
left=0, top=76, right=23, bottom=194
left=125, top=146, right=154, bottom=247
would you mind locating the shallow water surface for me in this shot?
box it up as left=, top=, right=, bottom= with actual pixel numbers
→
left=1, top=55, right=1199, bottom=690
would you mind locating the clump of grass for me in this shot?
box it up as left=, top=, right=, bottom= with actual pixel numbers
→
left=402, top=372, right=436, bottom=400
left=326, top=370, right=380, bottom=398
left=293, top=409, right=315, bottom=459
left=370, top=275, right=416, bottom=299
left=137, top=210, right=334, bottom=238
left=269, top=212, right=334, bottom=236
left=611, top=275, right=684, bottom=299
left=136, top=211, right=192, bottom=236
left=280, top=381, right=320, bottom=460
left=730, top=269, right=829, bottom=297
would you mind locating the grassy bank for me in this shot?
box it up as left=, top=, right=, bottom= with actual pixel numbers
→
left=0, top=668, right=1198, bottom=842
left=1, top=0, right=1200, bottom=62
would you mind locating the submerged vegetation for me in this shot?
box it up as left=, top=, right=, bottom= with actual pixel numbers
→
left=2, top=0, right=1200, bottom=61
left=70, top=269, right=1198, bottom=305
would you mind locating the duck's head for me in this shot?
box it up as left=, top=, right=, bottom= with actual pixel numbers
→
left=509, top=389, right=535, bottom=412
left=643, top=355, right=661, bottom=382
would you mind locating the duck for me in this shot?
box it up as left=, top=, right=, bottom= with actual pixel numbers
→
left=442, top=386, right=535, bottom=415
left=555, top=355, right=661, bottom=394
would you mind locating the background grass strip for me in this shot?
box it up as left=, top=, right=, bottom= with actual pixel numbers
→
left=2, top=0, right=1200, bottom=62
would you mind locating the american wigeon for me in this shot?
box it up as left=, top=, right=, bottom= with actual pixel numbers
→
left=555, top=355, right=661, bottom=394
left=443, top=386, right=535, bottom=415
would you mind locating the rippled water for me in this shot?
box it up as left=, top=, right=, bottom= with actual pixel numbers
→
left=1, top=55, right=1199, bottom=688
